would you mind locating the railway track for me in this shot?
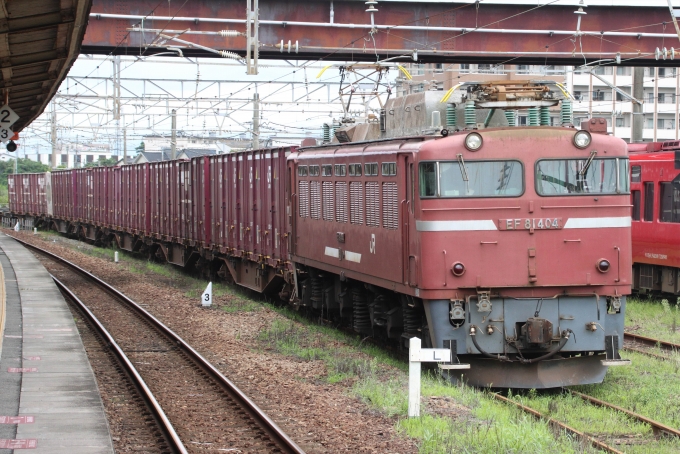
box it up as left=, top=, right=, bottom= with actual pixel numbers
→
left=565, top=389, right=680, bottom=439
left=496, top=386, right=680, bottom=453
left=55, top=276, right=187, bottom=454
left=624, top=332, right=680, bottom=354
left=490, top=393, right=624, bottom=454
left=16, top=236, right=304, bottom=454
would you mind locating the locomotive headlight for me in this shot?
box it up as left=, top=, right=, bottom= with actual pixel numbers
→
left=464, top=132, right=483, bottom=151
left=451, top=262, right=466, bottom=276
left=597, top=259, right=611, bottom=273
left=573, top=130, right=592, bottom=149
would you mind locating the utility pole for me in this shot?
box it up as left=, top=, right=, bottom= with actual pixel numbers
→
left=654, top=67, right=659, bottom=142
left=171, top=109, right=177, bottom=160
left=246, top=0, right=259, bottom=75
left=123, top=128, right=127, bottom=164
left=252, top=93, right=260, bottom=149
left=113, top=55, right=121, bottom=157
left=631, top=67, right=645, bottom=143
left=50, top=101, right=57, bottom=169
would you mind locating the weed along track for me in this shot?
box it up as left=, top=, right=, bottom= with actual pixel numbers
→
left=19, top=237, right=304, bottom=454
left=624, top=332, right=680, bottom=360
left=490, top=393, right=623, bottom=454
left=565, top=389, right=680, bottom=439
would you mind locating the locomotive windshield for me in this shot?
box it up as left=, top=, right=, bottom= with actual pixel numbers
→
left=536, top=158, right=629, bottom=195
left=419, top=160, right=523, bottom=198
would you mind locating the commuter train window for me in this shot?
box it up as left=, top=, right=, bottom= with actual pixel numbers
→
left=364, top=163, right=379, bottom=176
left=535, top=158, right=629, bottom=195
left=322, top=165, right=333, bottom=177
left=631, top=165, right=641, bottom=183
left=309, top=165, right=320, bottom=177
left=631, top=190, right=641, bottom=221
left=349, top=164, right=362, bottom=176
left=298, top=166, right=308, bottom=177
left=381, top=162, right=397, bottom=176
left=659, top=182, right=680, bottom=223
left=419, top=160, right=523, bottom=198
left=334, top=164, right=346, bottom=177
left=644, top=182, right=654, bottom=221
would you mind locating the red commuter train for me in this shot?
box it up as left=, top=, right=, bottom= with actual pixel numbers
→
left=628, top=141, right=680, bottom=293
left=7, top=95, right=633, bottom=388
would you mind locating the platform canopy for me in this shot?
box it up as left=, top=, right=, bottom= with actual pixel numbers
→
left=0, top=0, right=92, bottom=133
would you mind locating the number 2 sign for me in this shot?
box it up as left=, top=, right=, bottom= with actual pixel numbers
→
left=0, top=105, right=19, bottom=128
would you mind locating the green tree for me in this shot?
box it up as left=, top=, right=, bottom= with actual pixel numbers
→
left=0, top=158, right=50, bottom=185
left=135, top=141, right=145, bottom=152
left=84, top=156, right=118, bottom=168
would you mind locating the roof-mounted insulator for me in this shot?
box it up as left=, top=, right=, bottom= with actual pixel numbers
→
left=219, top=50, right=243, bottom=60
left=277, top=40, right=299, bottom=53
left=365, top=1, right=378, bottom=13
left=219, top=30, right=240, bottom=37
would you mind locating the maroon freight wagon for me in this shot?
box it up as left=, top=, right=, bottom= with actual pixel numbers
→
left=8, top=173, right=48, bottom=217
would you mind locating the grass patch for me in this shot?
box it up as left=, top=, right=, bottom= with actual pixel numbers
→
left=31, top=231, right=264, bottom=312
left=627, top=296, right=680, bottom=344
left=354, top=373, right=596, bottom=453
left=258, top=319, right=603, bottom=453
left=511, top=390, right=649, bottom=438
left=572, top=350, right=680, bottom=431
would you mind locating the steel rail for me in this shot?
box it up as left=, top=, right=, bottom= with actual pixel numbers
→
left=624, top=333, right=680, bottom=352
left=566, top=389, right=680, bottom=439
left=489, top=393, right=624, bottom=454
left=14, top=236, right=305, bottom=454
left=623, top=345, right=673, bottom=361
left=52, top=275, right=188, bottom=454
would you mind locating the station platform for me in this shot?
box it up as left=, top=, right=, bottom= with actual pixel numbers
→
left=0, top=233, right=114, bottom=453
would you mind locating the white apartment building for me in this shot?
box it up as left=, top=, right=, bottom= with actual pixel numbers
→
left=570, top=66, right=679, bottom=142
left=408, top=63, right=678, bottom=143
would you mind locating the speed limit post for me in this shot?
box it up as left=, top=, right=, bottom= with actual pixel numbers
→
left=201, top=282, right=213, bottom=307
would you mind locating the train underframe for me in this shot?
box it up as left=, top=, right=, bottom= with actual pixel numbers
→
left=633, top=263, right=680, bottom=294
left=9, top=214, right=628, bottom=388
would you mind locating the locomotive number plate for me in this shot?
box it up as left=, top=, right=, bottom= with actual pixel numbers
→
left=499, top=218, right=563, bottom=230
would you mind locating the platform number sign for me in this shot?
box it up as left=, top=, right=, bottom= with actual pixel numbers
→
left=201, top=282, right=213, bottom=307
left=0, top=104, right=19, bottom=144
left=0, top=127, right=11, bottom=143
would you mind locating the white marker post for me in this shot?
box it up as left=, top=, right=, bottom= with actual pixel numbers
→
left=408, top=337, right=457, bottom=417
left=114, top=251, right=119, bottom=263
left=202, top=282, right=213, bottom=307
left=13, top=221, right=19, bottom=232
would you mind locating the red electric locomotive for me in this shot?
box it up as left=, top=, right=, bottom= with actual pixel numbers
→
left=8, top=84, right=633, bottom=388
left=628, top=141, right=680, bottom=293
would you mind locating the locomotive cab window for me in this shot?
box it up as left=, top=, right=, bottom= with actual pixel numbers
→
left=536, top=158, right=629, bottom=195
left=349, top=164, right=362, bottom=176
left=309, top=165, right=320, bottom=177
left=298, top=165, right=308, bottom=177
left=419, top=160, right=523, bottom=198
left=334, top=164, right=346, bottom=176
left=322, top=165, right=332, bottom=177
